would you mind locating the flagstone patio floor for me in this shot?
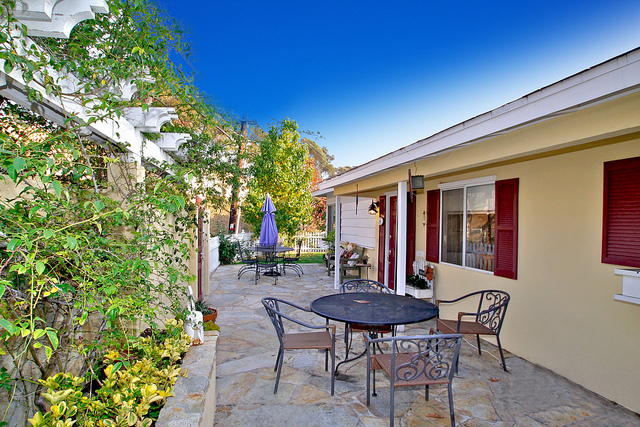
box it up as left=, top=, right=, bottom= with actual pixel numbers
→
left=205, top=263, right=638, bottom=426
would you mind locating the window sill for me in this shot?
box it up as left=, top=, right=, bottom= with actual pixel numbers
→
left=441, top=261, right=494, bottom=275
left=614, top=269, right=640, bottom=305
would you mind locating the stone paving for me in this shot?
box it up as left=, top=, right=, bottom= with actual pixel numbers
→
left=206, top=263, right=638, bottom=426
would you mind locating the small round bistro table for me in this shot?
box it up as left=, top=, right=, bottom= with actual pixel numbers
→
left=251, top=245, right=294, bottom=253
left=251, top=246, right=294, bottom=276
left=310, top=292, right=438, bottom=372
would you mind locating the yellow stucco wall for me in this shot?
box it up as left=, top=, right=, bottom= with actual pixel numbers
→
left=421, top=138, right=640, bottom=413
left=335, top=92, right=640, bottom=412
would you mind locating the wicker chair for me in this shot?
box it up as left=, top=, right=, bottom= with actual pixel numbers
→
left=340, top=279, right=394, bottom=359
left=262, top=297, right=336, bottom=395
left=436, top=290, right=510, bottom=372
left=366, top=333, right=463, bottom=426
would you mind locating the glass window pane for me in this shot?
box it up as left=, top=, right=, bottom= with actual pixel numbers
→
left=465, top=184, right=495, bottom=271
left=441, top=189, right=463, bottom=265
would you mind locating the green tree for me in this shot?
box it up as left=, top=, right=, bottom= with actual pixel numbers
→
left=302, top=138, right=336, bottom=179
left=243, top=120, right=313, bottom=239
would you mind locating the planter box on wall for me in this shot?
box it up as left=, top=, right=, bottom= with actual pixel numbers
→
left=405, top=285, right=433, bottom=300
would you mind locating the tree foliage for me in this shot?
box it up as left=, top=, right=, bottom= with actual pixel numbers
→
left=302, top=138, right=336, bottom=180
left=242, top=120, right=314, bottom=239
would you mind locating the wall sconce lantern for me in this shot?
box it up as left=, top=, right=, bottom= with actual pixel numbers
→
left=410, top=175, right=425, bottom=190
left=368, top=200, right=379, bottom=215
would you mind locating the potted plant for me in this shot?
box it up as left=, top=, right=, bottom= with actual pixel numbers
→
left=195, top=300, right=218, bottom=323
left=405, top=274, right=433, bottom=299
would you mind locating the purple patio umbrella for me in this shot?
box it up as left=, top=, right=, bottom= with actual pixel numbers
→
left=259, top=193, right=278, bottom=246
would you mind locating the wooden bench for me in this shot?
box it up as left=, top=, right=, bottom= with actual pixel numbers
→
left=338, top=244, right=369, bottom=283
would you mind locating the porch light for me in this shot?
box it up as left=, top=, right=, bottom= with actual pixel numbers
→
left=368, top=200, right=379, bottom=215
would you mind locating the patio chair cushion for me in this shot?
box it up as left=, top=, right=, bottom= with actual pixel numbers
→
left=283, top=330, right=334, bottom=350
left=437, top=319, right=496, bottom=336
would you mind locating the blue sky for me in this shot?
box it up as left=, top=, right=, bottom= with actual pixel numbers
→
left=153, top=0, right=640, bottom=167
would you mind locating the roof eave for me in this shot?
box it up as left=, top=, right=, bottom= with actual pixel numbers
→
left=319, top=47, right=640, bottom=189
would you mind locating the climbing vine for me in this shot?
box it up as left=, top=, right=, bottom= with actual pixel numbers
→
left=0, top=0, right=244, bottom=424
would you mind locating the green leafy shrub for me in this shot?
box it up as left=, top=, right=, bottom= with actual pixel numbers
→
left=203, top=321, right=220, bottom=332
left=194, top=300, right=216, bottom=316
left=218, top=234, right=237, bottom=264
left=28, top=319, right=191, bottom=427
left=407, top=274, right=430, bottom=290
left=323, top=229, right=336, bottom=253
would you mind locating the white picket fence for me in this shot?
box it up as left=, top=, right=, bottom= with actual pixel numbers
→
left=208, top=231, right=326, bottom=274
left=228, top=231, right=253, bottom=244
left=209, top=235, right=220, bottom=274
left=293, top=231, right=327, bottom=252
left=209, top=232, right=253, bottom=274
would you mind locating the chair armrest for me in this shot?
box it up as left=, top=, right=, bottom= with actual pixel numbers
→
left=279, top=299, right=312, bottom=312
left=457, top=301, right=507, bottom=321
left=278, top=310, right=335, bottom=332
left=458, top=311, right=476, bottom=321
left=438, top=290, right=485, bottom=305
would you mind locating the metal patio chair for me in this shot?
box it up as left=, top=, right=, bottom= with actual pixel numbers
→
left=282, top=239, right=303, bottom=276
left=255, top=245, right=278, bottom=285
left=262, top=297, right=336, bottom=395
left=435, top=290, right=510, bottom=372
left=237, top=241, right=257, bottom=280
left=366, top=333, right=463, bottom=427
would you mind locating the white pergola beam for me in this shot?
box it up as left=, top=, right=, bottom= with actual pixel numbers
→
left=123, top=107, right=179, bottom=133
left=14, top=0, right=109, bottom=39
left=156, top=133, right=192, bottom=152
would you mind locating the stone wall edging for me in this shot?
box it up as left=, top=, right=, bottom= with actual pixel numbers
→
left=156, top=331, right=219, bottom=426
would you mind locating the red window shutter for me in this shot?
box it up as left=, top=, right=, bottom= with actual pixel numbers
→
left=377, top=196, right=386, bottom=283
left=406, top=192, right=416, bottom=275
left=426, top=189, right=440, bottom=263
left=602, top=156, right=640, bottom=267
left=495, top=178, right=519, bottom=279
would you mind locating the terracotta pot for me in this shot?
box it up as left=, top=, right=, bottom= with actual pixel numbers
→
left=202, top=309, right=217, bottom=323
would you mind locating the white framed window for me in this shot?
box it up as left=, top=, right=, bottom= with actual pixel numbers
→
left=439, top=176, right=496, bottom=273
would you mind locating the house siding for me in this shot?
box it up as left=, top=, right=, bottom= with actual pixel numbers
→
left=338, top=196, right=377, bottom=249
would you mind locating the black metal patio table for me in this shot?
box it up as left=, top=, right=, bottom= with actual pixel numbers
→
left=310, top=292, right=438, bottom=373
left=251, top=245, right=294, bottom=253
left=252, top=245, right=294, bottom=276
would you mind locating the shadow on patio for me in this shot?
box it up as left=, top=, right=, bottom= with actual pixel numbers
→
left=206, top=263, right=637, bottom=426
